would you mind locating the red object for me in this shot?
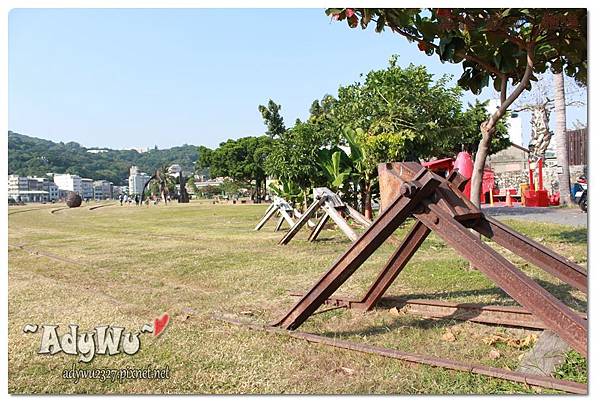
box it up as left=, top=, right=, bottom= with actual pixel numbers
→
left=537, top=159, right=544, bottom=191
left=549, top=192, right=560, bottom=206
left=529, top=167, right=535, bottom=188
left=506, top=190, right=514, bottom=207
left=153, top=313, right=170, bottom=337
left=480, top=167, right=495, bottom=203
left=453, top=152, right=473, bottom=198
left=423, top=157, right=455, bottom=174
left=524, top=158, right=550, bottom=207
left=524, top=190, right=550, bottom=207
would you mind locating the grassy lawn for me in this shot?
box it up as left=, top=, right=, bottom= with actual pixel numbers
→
left=8, top=201, right=587, bottom=394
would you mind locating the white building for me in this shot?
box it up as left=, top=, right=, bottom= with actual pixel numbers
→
left=53, top=174, right=83, bottom=195
left=81, top=178, right=94, bottom=200
left=486, top=99, right=524, bottom=146
left=194, top=176, right=225, bottom=189
left=128, top=166, right=151, bottom=196
left=8, top=175, right=56, bottom=203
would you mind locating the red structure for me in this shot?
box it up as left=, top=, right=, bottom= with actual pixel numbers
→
left=422, top=157, right=455, bottom=174
left=453, top=152, right=474, bottom=198
left=424, top=152, right=495, bottom=203
left=523, top=158, right=550, bottom=207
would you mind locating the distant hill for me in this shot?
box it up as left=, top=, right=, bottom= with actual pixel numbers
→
left=8, top=131, right=199, bottom=185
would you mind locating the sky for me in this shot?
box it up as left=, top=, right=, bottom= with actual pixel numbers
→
left=9, top=8, right=587, bottom=150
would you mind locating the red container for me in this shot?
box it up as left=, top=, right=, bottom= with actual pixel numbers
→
left=524, top=190, right=550, bottom=207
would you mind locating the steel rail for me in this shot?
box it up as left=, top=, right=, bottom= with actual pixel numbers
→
left=473, top=216, right=587, bottom=293
left=216, top=314, right=587, bottom=394
left=287, top=292, right=587, bottom=330
left=416, top=205, right=588, bottom=355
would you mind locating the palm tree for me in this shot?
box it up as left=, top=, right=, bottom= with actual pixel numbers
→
left=141, top=166, right=176, bottom=204
left=553, top=71, right=572, bottom=205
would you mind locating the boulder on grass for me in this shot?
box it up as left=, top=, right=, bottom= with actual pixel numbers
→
left=66, top=192, right=82, bottom=208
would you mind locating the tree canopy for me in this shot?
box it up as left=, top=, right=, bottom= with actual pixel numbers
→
left=258, top=99, right=287, bottom=138
left=326, top=9, right=586, bottom=90
left=198, top=136, right=273, bottom=200
left=326, top=8, right=587, bottom=205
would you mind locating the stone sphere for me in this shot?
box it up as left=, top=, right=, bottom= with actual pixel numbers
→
left=66, top=192, right=82, bottom=208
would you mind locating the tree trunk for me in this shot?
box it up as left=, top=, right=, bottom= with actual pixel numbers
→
left=470, top=124, right=495, bottom=207
left=553, top=71, right=572, bottom=205
left=353, top=180, right=359, bottom=211
left=255, top=177, right=261, bottom=203
left=303, top=188, right=309, bottom=211
left=469, top=47, right=535, bottom=208
left=363, top=182, right=373, bottom=220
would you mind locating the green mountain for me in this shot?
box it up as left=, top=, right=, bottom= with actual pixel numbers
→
left=8, top=131, right=199, bottom=185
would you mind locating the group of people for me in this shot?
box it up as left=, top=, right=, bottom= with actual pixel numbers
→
left=117, top=193, right=162, bottom=207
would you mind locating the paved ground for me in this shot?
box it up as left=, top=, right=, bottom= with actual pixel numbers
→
left=482, top=206, right=587, bottom=227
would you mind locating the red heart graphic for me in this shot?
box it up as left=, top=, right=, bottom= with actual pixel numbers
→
left=153, top=313, right=170, bottom=337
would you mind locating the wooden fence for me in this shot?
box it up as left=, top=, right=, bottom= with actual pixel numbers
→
left=567, top=128, right=587, bottom=166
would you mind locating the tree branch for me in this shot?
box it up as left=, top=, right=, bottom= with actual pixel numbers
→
left=484, top=44, right=535, bottom=130
left=387, top=25, right=505, bottom=77
left=500, top=76, right=508, bottom=103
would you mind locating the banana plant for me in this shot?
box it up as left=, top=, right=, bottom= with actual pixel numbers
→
left=343, top=127, right=378, bottom=219
left=268, top=178, right=303, bottom=206
left=318, top=148, right=352, bottom=192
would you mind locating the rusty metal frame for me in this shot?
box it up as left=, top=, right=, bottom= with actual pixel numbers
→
left=273, top=162, right=587, bottom=353
left=216, top=314, right=587, bottom=394
left=274, top=168, right=440, bottom=328
left=227, top=162, right=588, bottom=392
left=287, top=291, right=587, bottom=330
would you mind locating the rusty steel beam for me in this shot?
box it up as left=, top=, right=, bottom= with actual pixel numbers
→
left=287, top=292, right=588, bottom=330
left=415, top=205, right=587, bottom=355
left=273, top=170, right=441, bottom=330
left=216, top=315, right=587, bottom=394
left=359, top=221, right=431, bottom=310
left=473, top=216, right=588, bottom=293
left=378, top=298, right=586, bottom=330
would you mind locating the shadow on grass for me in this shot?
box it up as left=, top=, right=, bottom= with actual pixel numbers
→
left=314, top=279, right=586, bottom=340
left=554, top=229, right=587, bottom=244
left=317, top=315, right=459, bottom=340
left=382, top=279, right=586, bottom=312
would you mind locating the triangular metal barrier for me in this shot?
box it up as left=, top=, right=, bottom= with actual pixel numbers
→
left=279, top=187, right=372, bottom=245
left=273, top=162, right=588, bottom=356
